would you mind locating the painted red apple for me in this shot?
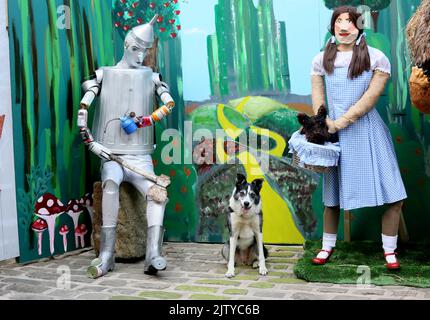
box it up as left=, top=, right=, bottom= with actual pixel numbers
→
left=164, top=2, right=170, bottom=7
left=176, top=25, right=181, bottom=30
left=174, top=10, right=181, bottom=15
left=149, top=2, right=156, bottom=9
left=170, top=32, right=177, bottom=38
left=128, top=11, right=134, bottom=17
left=169, top=19, right=175, bottom=24
left=160, top=27, right=166, bottom=32
left=117, top=11, right=124, bottom=17
left=131, top=2, right=139, bottom=8
left=157, top=16, right=164, bottom=23
left=137, top=18, right=143, bottom=24
left=114, top=22, right=121, bottom=28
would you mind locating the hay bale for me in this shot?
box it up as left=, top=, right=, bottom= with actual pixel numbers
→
left=92, top=181, right=147, bottom=260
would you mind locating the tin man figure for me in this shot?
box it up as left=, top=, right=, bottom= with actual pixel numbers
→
left=77, top=15, right=175, bottom=278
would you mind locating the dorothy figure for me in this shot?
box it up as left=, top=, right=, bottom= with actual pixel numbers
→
left=310, top=6, right=407, bottom=269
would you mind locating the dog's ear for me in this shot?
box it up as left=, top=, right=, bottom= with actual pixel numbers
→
left=317, top=105, right=327, bottom=118
left=236, top=173, right=247, bottom=186
left=251, top=178, right=264, bottom=193
left=297, top=113, right=310, bottom=126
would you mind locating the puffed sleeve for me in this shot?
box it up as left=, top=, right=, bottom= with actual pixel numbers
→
left=310, top=52, right=326, bottom=76
left=370, top=48, right=391, bottom=76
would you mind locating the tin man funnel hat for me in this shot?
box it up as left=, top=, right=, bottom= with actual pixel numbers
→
left=129, top=14, right=158, bottom=49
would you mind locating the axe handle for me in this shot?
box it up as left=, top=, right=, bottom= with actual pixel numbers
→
left=109, top=154, right=158, bottom=184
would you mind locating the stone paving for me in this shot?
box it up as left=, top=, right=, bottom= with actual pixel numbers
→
left=0, top=242, right=429, bottom=300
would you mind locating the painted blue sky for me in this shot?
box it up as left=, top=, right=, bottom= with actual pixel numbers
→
left=180, top=0, right=332, bottom=101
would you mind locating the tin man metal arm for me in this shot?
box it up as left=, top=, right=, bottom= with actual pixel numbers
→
left=134, top=74, right=175, bottom=128
left=77, top=70, right=112, bottom=160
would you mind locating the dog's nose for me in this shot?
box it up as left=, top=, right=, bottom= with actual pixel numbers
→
left=244, top=201, right=250, bottom=207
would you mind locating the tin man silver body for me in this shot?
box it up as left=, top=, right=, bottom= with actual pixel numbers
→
left=78, top=15, right=174, bottom=279
left=92, top=66, right=155, bottom=155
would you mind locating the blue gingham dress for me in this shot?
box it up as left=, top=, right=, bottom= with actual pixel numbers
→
left=311, top=47, right=407, bottom=210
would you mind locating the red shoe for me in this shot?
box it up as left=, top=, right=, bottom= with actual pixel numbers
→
left=312, top=249, right=334, bottom=265
left=384, top=252, right=400, bottom=270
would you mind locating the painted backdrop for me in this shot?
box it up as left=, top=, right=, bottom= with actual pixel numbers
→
left=181, top=0, right=430, bottom=243
left=8, top=0, right=194, bottom=263
left=7, top=0, right=430, bottom=263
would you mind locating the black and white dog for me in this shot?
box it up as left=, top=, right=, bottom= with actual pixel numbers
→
left=222, top=174, right=268, bottom=278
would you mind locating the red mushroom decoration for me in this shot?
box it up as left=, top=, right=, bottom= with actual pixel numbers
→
left=79, top=193, right=94, bottom=224
left=31, top=219, right=48, bottom=256
left=66, top=199, right=84, bottom=248
left=75, top=224, right=88, bottom=248
left=34, top=193, right=66, bottom=255
left=59, top=225, right=69, bottom=253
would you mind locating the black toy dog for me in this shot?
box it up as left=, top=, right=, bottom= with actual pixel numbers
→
left=297, top=105, right=339, bottom=145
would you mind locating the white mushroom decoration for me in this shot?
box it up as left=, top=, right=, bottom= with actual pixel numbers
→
left=31, top=219, right=48, bottom=256
left=59, top=225, right=69, bottom=252
left=75, top=224, right=88, bottom=248
left=66, top=199, right=84, bottom=248
left=34, top=193, right=66, bottom=255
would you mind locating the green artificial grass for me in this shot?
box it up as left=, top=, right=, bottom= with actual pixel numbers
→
left=294, top=240, right=430, bottom=288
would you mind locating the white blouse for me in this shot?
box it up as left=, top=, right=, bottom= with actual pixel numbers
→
left=311, top=46, right=391, bottom=76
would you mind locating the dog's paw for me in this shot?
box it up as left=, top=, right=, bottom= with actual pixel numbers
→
left=252, top=261, right=259, bottom=269
left=225, top=270, right=235, bottom=278
left=259, top=265, right=268, bottom=276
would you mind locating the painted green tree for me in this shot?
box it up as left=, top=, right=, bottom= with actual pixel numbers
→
left=113, top=0, right=182, bottom=39
left=112, top=0, right=196, bottom=241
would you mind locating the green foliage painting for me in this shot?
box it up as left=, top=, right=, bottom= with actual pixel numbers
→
left=9, top=0, right=116, bottom=263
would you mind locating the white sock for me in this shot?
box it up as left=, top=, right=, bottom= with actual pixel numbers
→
left=382, top=234, right=398, bottom=264
left=317, top=232, right=337, bottom=259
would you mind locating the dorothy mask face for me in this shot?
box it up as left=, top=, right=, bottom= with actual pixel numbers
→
left=334, top=13, right=359, bottom=45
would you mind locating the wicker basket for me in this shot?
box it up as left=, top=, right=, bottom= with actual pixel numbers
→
left=292, top=151, right=330, bottom=173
